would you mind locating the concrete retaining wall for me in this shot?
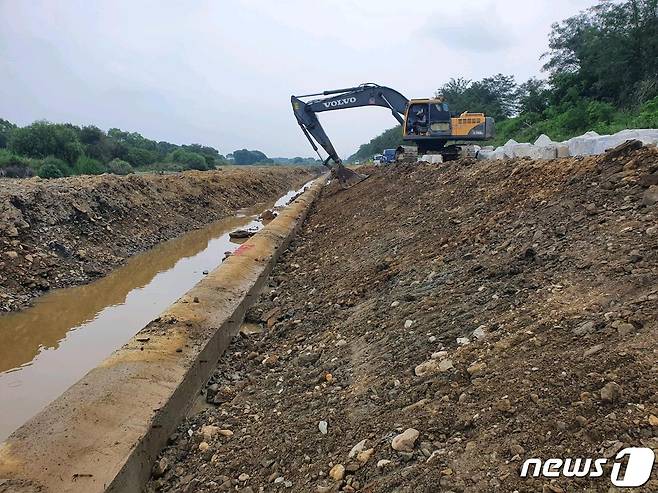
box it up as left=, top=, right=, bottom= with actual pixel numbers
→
left=0, top=175, right=328, bottom=493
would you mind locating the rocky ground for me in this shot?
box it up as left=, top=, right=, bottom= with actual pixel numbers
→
left=0, top=167, right=318, bottom=312
left=148, top=146, right=658, bottom=492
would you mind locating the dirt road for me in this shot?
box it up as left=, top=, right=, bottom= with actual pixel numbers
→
left=148, top=147, right=657, bottom=492
left=0, top=167, right=318, bottom=312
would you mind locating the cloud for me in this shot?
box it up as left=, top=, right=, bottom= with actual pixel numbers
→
left=429, top=24, right=516, bottom=53
left=425, top=5, right=516, bottom=53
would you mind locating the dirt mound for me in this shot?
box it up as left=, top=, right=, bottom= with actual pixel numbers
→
left=0, top=167, right=318, bottom=312
left=149, top=148, right=657, bottom=492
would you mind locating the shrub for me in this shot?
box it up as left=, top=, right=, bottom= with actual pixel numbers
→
left=38, top=162, right=64, bottom=179
left=107, top=158, right=134, bottom=175
left=0, top=149, right=34, bottom=178
left=126, top=147, right=157, bottom=167
left=168, top=149, right=210, bottom=170
left=9, top=121, right=82, bottom=163
left=74, top=155, right=107, bottom=175
left=40, top=156, right=72, bottom=177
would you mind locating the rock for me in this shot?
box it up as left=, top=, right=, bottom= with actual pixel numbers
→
left=496, top=398, right=512, bottom=412
left=336, top=339, right=347, bottom=347
left=438, top=359, right=454, bottom=371
left=229, top=229, right=255, bottom=239
left=641, top=186, right=658, bottom=206
left=649, top=415, right=658, bottom=426
left=573, top=321, right=595, bottom=335
left=509, top=443, right=525, bottom=456
left=377, top=459, right=393, bottom=469
left=583, top=344, right=604, bottom=357
left=391, top=428, right=420, bottom=452
left=391, top=301, right=400, bottom=307
left=431, top=351, right=448, bottom=359
left=199, top=441, right=210, bottom=452
left=6, top=251, right=18, bottom=259
left=329, top=464, right=345, bottom=481
left=262, top=354, right=279, bottom=366
left=415, top=359, right=440, bottom=377
left=152, top=457, right=169, bottom=478
left=472, top=325, right=487, bottom=339
left=201, top=425, right=220, bottom=441
left=356, top=448, right=374, bottom=464
left=319, top=420, right=328, bottom=434
left=218, top=429, right=234, bottom=437
left=457, top=337, right=470, bottom=345
left=467, top=361, right=487, bottom=377
left=260, top=209, right=277, bottom=221
left=404, top=319, right=414, bottom=329
left=600, top=382, right=623, bottom=402
left=612, top=321, right=635, bottom=336
left=298, top=352, right=321, bottom=366
left=348, top=439, right=367, bottom=458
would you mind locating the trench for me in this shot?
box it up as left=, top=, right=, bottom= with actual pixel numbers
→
left=0, top=180, right=314, bottom=441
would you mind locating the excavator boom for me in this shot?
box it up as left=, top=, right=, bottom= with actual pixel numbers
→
left=291, top=84, right=409, bottom=186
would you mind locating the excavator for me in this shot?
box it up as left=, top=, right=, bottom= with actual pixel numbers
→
left=291, top=83, right=494, bottom=185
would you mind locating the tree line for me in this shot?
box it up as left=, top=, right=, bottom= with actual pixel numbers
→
left=350, top=0, right=658, bottom=161
left=0, top=120, right=317, bottom=179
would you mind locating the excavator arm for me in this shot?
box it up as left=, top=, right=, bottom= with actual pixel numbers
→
left=291, top=84, right=409, bottom=183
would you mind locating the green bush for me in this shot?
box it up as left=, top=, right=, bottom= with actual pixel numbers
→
left=38, top=162, right=64, bottom=179
left=126, top=147, right=157, bottom=167
left=168, top=149, right=210, bottom=170
left=140, top=162, right=185, bottom=173
left=0, top=149, right=34, bottom=178
left=9, top=121, right=82, bottom=163
left=74, top=155, right=107, bottom=175
left=40, top=156, right=72, bottom=177
left=107, top=158, right=134, bottom=175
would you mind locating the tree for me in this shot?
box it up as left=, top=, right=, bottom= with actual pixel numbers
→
left=516, top=78, right=550, bottom=115
left=168, top=149, right=210, bottom=170
left=232, top=149, right=268, bottom=165
left=437, top=74, right=518, bottom=120
left=0, top=119, right=17, bottom=148
left=543, top=0, right=658, bottom=105
left=9, top=121, right=82, bottom=163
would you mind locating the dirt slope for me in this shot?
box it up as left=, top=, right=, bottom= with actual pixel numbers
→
left=149, top=148, right=657, bottom=493
left=0, top=167, right=318, bottom=312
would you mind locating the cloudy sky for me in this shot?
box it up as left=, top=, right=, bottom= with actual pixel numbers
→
left=1, top=0, right=598, bottom=158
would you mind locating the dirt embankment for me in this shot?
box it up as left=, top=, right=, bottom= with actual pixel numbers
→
left=0, top=166, right=319, bottom=312
left=149, top=147, right=657, bottom=492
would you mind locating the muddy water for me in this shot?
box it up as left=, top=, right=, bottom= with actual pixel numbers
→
left=0, top=180, right=314, bottom=441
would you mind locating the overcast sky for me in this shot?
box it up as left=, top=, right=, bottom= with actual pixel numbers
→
left=0, top=0, right=598, bottom=158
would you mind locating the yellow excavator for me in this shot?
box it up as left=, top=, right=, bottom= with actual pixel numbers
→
left=291, top=83, right=494, bottom=185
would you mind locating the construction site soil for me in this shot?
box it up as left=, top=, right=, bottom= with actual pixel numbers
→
left=148, top=147, right=658, bottom=492
left=0, top=167, right=318, bottom=312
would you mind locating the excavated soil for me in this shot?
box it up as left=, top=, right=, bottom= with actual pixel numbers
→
left=0, top=167, right=318, bottom=312
left=149, top=148, right=658, bottom=493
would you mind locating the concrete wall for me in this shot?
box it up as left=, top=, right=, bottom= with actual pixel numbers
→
left=0, top=175, right=328, bottom=493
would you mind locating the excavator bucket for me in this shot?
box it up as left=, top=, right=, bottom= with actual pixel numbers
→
left=333, top=164, right=367, bottom=188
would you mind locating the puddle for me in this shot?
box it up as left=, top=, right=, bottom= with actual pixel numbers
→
left=0, top=179, right=315, bottom=441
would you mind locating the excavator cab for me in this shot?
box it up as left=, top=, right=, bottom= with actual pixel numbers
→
left=404, top=100, right=452, bottom=137
left=403, top=98, right=494, bottom=155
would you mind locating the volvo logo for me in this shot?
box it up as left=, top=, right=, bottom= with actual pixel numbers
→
left=323, top=97, right=357, bottom=108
